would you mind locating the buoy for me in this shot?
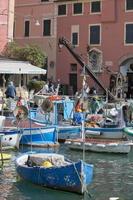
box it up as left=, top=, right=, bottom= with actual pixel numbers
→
left=41, top=160, right=53, bottom=168
left=48, top=95, right=61, bottom=101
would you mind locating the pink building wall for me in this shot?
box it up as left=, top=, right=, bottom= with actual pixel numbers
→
left=0, top=0, right=15, bottom=55
left=14, top=0, right=133, bottom=93
left=15, top=0, right=57, bottom=82
left=0, top=0, right=8, bottom=54
left=56, top=0, right=133, bottom=92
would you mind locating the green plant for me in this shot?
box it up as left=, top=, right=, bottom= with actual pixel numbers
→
left=27, top=80, right=45, bottom=93
left=4, top=42, right=46, bottom=67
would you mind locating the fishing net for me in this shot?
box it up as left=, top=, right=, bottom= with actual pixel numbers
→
left=41, top=98, right=53, bottom=113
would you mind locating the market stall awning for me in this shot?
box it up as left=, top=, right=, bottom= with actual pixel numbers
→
left=0, top=59, right=46, bottom=74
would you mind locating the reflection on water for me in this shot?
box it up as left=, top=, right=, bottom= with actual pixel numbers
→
left=10, top=180, right=84, bottom=200
left=0, top=145, right=133, bottom=200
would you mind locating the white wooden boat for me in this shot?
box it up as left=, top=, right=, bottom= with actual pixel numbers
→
left=0, top=128, right=20, bottom=148
left=65, top=138, right=132, bottom=154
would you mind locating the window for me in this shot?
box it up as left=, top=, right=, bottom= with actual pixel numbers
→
left=58, top=4, right=66, bottom=15
left=70, top=63, right=77, bottom=72
left=41, top=0, right=49, bottom=2
left=13, top=21, right=15, bottom=37
left=91, top=1, right=101, bottom=13
left=43, top=19, right=51, bottom=36
left=126, top=0, right=133, bottom=10
left=89, top=25, right=100, bottom=45
left=73, top=3, right=82, bottom=14
left=24, top=20, right=30, bottom=37
left=125, top=23, right=133, bottom=44
left=71, top=25, right=79, bottom=45
left=72, top=32, right=78, bottom=45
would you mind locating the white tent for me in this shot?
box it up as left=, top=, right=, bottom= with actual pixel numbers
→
left=0, top=59, right=47, bottom=88
left=0, top=59, right=46, bottom=74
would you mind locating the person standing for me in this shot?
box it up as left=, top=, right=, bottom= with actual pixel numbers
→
left=41, top=81, right=49, bottom=94
left=5, top=81, right=16, bottom=99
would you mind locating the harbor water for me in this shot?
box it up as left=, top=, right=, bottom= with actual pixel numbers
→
left=0, top=144, right=133, bottom=200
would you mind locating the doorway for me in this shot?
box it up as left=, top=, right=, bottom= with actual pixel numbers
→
left=69, top=73, right=77, bottom=95
left=127, top=73, right=133, bottom=98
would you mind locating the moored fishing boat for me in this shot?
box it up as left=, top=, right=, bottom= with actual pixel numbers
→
left=19, top=126, right=59, bottom=148
left=0, top=126, right=59, bottom=148
left=65, top=138, right=132, bottom=154
left=30, top=117, right=81, bottom=142
left=1, top=104, right=60, bottom=148
left=15, top=153, right=93, bottom=194
left=84, top=103, right=129, bottom=140
left=29, top=98, right=82, bottom=141
left=2, top=116, right=59, bottom=148
left=0, top=115, right=21, bottom=148
left=0, top=128, right=21, bottom=148
left=85, top=127, right=125, bottom=139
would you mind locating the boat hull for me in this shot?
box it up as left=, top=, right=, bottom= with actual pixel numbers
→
left=16, top=153, right=93, bottom=194
left=30, top=117, right=81, bottom=140
left=66, top=139, right=131, bottom=154
left=85, top=127, right=125, bottom=139
left=1, top=129, right=20, bottom=147
left=57, top=125, right=81, bottom=140
left=19, top=127, right=58, bottom=147
left=123, top=127, right=133, bottom=140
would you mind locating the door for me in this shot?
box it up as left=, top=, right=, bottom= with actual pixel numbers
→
left=69, top=73, right=77, bottom=95
left=127, top=73, right=133, bottom=98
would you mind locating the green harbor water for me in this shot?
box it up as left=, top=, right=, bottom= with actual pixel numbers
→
left=0, top=144, right=133, bottom=200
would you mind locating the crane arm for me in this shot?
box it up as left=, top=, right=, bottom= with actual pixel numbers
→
left=58, top=37, right=115, bottom=100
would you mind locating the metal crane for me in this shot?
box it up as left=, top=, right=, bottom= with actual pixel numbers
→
left=58, top=37, right=115, bottom=100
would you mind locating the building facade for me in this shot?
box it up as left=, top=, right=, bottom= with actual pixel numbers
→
left=14, top=0, right=57, bottom=82
left=55, top=0, right=133, bottom=95
left=14, top=0, right=133, bottom=95
left=0, top=0, right=15, bottom=54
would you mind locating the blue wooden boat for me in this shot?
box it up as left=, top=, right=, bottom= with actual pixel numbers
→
left=29, top=100, right=82, bottom=140
left=16, top=153, right=93, bottom=194
left=30, top=99, right=75, bottom=125
left=30, top=116, right=81, bottom=141
left=1, top=125, right=59, bottom=148
left=19, top=127, right=59, bottom=147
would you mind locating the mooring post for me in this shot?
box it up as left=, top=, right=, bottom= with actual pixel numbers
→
left=0, top=134, right=4, bottom=166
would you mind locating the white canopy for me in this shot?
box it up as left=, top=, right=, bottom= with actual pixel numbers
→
left=0, top=59, right=46, bottom=74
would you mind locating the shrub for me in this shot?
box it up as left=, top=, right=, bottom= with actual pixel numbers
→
left=27, top=80, right=45, bottom=93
